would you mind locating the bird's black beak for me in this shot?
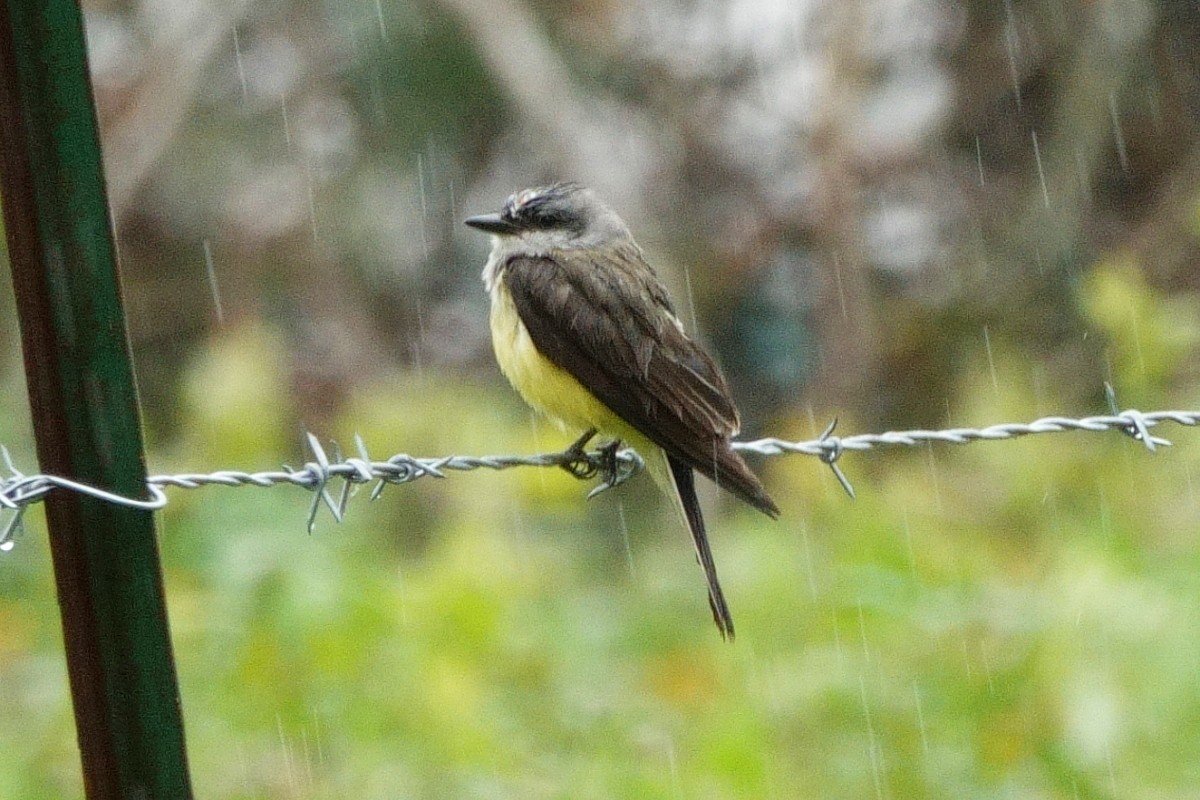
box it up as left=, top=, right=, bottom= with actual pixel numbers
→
left=464, top=212, right=520, bottom=235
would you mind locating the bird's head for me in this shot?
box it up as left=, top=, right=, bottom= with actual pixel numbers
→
left=464, top=183, right=632, bottom=252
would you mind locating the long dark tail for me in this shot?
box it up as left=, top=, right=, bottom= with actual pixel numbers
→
left=667, top=454, right=734, bottom=640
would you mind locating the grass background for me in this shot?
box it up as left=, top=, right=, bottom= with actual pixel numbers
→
left=1, top=258, right=1199, bottom=798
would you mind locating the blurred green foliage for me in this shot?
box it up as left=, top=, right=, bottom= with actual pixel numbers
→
left=2, top=249, right=1200, bottom=798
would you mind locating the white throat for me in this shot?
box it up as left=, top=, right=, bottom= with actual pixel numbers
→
left=480, top=229, right=580, bottom=292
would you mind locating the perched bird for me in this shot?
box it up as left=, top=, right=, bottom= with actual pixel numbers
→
left=465, top=183, right=778, bottom=639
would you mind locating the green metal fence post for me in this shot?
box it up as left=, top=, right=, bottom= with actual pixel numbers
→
left=0, top=0, right=194, bottom=797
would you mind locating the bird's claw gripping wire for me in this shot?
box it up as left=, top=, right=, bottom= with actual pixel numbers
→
left=595, top=440, right=624, bottom=486
left=585, top=440, right=642, bottom=500
left=558, top=428, right=600, bottom=479
left=551, top=428, right=643, bottom=499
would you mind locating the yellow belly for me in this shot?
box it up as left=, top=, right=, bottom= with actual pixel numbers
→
left=488, top=279, right=676, bottom=499
left=490, top=282, right=616, bottom=434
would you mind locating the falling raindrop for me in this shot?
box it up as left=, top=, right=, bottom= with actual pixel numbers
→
left=981, top=646, right=996, bottom=695
left=1096, top=480, right=1111, bottom=546
left=982, top=325, right=999, bottom=395
left=681, top=261, right=698, bottom=333
left=913, top=682, right=930, bottom=756
left=1003, top=0, right=1022, bottom=111
left=412, top=299, right=425, bottom=376
left=1108, top=92, right=1129, bottom=173
left=833, top=254, right=848, bottom=320
left=902, top=510, right=917, bottom=580
left=665, top=735, right=681, bottom=799
left=974, top=135, right=985, bottom=186
left=202, top=239, right=225, bottom=326
left=373, top=0, right=389, bottom=43
left=395, top=562, right=409, bottom=628
left=857, top=601, right=871, bottom=665
left=831, top=607, right=844, bottom=669
left=860, top=676, right=885, bottom=800
left=312, top=712, right=325, bottom=766
left=299, top=726, right=313, bottom=788
left=276, top=714, right=296, bottom=793
left=924, top=443, right=943, bottom=514
left=416, top=152, right=430, bottom=260
left=1031, top=131, right=1050, bottom=209
left=232, top=25, right=248, bottom=100
left=1129, top=311, right=1147, bottom=377
left=617, top=502, right=635, bottom=577
left=281, top=95, right=292, bottom=149
left=304, top=159, right=319, bottom=243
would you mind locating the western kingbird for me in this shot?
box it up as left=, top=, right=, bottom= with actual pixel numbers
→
left=466, top=182, right=778, bottom=638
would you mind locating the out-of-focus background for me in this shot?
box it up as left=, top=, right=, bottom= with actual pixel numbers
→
left=2, top=0, right=1200, bottom=796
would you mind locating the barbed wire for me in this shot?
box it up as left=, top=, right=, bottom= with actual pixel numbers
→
left=2, top=388, right=1197, bottom=550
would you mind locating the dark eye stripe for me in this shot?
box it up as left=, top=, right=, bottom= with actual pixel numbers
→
left=503, top=186, right=585, bottom=231
left=527, top=209, right=573, bottom=228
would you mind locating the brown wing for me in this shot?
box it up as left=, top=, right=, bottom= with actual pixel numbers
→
left=503, top=250, right=778, bottom=517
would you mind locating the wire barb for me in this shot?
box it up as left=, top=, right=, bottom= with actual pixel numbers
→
left=815, top=419, right=856, bottom=499
left=1, top=399, right=1198, bottom=549
left=1104, top=383, right=1165, bottom=451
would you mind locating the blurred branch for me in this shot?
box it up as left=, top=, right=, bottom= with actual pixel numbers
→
left=435, top=0, right=656, bottom=213
left=100, top=0, right=254, bottom=219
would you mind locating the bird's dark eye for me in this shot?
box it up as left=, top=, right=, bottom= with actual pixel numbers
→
left=517, top=198, right=580, bottom=231
left=527, top=207, right=576, bottom=229
left=503, top=185, right=585, bottom=232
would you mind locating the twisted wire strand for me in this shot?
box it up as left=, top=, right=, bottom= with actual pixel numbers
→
left=2, top=406, right=1198, bottom=548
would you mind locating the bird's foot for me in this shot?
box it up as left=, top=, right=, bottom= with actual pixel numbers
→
left=596, top=439, right=623, bottom=487
left=558, top=428, right=598, bottom=479
left=556, top=430, right=642, bottom=499
left=586, top=440, right=637, bottom=500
